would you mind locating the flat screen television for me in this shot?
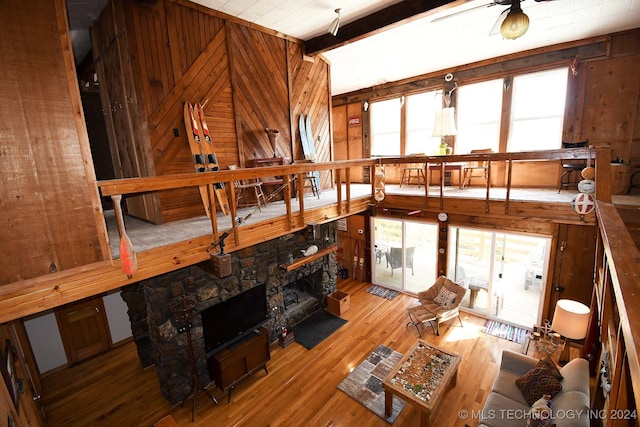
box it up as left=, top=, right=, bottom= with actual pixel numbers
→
left=201, top=283, right=269, bottom=355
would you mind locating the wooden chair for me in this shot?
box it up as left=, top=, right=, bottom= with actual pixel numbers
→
left=400, top=163, right=426, bottom=187
left=228, top=165, right=267, bottom=210
left=558, top=140, right=588, bottom=193
left=385, top=247, right=415, bottom=276
left=252, top=157, right=286, bottom=198
left=294, top=160, right=320, bottom=199
left=461, top=148, right=492, bottom=189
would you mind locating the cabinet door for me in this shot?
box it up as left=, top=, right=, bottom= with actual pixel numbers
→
left=245, top=336, right=269, bottom=371
left=218, top=356, right=247, bottom=389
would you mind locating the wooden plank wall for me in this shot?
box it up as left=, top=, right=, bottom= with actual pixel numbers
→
left=0, top=0, right=108, bottom=286
left=132, top=3, right=232, bottom=221
left=228, top=22, right=290, bottom=163
left=92, top=0, right=332, bottom=223
left=581, top=54, right=640, bottom=162
left=289, top=42, right=332, bottom=187
left=0, top=323, right=45, bottom=427
left=92, top=0, right=160, bottom=222
left=331, top=104, right=365, bottom=183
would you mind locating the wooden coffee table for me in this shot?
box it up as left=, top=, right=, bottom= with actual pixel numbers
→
left=382, top=339, right=461, bottom=427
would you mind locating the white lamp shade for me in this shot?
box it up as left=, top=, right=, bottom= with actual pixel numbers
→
left=551, top=299, right=590, bottom=340
left=432, top=107, right=457, bottom=137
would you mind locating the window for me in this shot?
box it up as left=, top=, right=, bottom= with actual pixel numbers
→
left=405, top=91, right=441, bottom=155
left=370, top=98, right=401, bottom=156
left=455, top=79, right=503, bottom=154
left=368, top=66, right=569, bottom=156
left=508, top=68, right=569, bottom=151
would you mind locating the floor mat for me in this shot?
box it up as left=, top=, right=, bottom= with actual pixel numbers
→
left=366, top=285, right=399, bottom=300
left=481, top=319, right=529, bottom=344
left=294, top=310, right=347, bottom=350
left=337, top=344, right=406, bottom=423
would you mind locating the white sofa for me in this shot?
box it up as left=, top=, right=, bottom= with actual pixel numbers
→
left=480, top=350, right=590, bottom=427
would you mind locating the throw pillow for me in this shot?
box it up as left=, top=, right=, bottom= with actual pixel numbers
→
left=433, top=286, right=457, bottom=306
left=541, top=356, right=563, bottom=381
left=515, top=361, right=562, bottom=406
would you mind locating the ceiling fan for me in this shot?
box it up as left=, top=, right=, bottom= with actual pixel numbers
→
left=433, top=0, right=558, bottom=40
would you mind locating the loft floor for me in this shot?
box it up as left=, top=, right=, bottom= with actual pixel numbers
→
left=105, top=183, right=639, bottom=258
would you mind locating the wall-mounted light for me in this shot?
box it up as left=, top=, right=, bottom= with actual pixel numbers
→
left=328, top=8, right=341, bottom=36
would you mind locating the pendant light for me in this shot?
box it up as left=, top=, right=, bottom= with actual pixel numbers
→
left=328, top=8, right=341, bottom=36
left=500, top=0, right=529, bottom=40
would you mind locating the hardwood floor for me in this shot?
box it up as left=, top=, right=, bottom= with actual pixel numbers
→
left=41, top=279, right=523, bottom=427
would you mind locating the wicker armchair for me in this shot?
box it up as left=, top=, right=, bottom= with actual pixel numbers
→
left=416, top=276, right=467, bottom=335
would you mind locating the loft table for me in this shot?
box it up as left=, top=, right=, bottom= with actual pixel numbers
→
left=382, top=340, right=461, bottom=427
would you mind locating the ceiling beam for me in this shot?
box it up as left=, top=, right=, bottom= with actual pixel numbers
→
left=304, top=0, right=460, bottom=56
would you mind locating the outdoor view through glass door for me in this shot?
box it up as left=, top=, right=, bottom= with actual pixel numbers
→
left=447, top=227, right=550, bottom=328
left=372, top=218, right=438, bottom=294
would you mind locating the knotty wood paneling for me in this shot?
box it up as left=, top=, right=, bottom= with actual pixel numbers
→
left=289, top=42, right=332, bottom=188
left=331, top=102, right=365, bottom=183
left=581, top=55, right=640, bottom=162
left=0, top=0, right=107, bottom=286
left=146, top=23, right=236, bottom=222
left=229, top=22, right=291, bottom=165
left=347, top=102, right=364, bottom=182
left=333, top=105, right=348, bottom=163
left=126, top=2, right=175, bottom=117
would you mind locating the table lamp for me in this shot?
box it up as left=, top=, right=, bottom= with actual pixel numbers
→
left=551, top=299, right=590, bottom=365
left=432, top=107, right=457, bottom=155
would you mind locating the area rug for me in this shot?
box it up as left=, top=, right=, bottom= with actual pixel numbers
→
left=337, top=344, right=406, bottom=424
left=366, top=285, right=400, bottom=300
left=482, top=320, right=529, bottom=344
left=294, top=310, right=347, bottom=350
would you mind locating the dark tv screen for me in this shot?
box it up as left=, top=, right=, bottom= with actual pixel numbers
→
left=201, top=283, right=268, bottom=354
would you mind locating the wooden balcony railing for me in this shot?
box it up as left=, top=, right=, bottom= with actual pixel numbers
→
left=594, top=203, right=640, bottom=414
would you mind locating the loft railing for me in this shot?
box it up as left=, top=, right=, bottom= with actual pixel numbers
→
left=594, top=201, right=640, bottom=413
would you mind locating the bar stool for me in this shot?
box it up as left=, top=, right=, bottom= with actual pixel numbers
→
left=629, top=164, right=640, bottom=194
left=558, top=140, right=588, bottom=193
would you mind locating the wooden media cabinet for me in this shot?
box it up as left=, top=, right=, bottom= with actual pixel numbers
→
left=207, top=326, right=270, bottom=403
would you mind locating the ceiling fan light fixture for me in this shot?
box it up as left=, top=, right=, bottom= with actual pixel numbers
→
left=328, top=8, right=342, bottom=36
left=500, top=7, right=529, bottom=39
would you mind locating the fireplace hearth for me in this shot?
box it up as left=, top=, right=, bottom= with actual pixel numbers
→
left=282, top=270, right=324, bottom=326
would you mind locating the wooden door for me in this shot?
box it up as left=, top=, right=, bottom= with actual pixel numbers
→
left=55, top=297, right=112, bottom=365
left=548, top=224, right=596, bottom=320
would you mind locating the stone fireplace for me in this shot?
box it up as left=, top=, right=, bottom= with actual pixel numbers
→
left=121, top=224, right=338, bottom=405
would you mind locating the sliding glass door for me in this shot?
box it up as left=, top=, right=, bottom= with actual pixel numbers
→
left=372, top=218, right=438, bottom=294
left=448, top=227, right=550, bottom=328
